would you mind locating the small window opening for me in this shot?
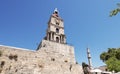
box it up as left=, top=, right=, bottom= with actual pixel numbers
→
left=56, top=37, right=59, bottom=43
left=56, top=28, right=59, bottom=33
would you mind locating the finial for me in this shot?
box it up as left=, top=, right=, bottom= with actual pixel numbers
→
left=54, top=8, right=59, bottom=14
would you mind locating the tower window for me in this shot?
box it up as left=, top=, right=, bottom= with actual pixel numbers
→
left=56, top=28, right=59, bottom=33
left=56, top=37, right=59, bottom=43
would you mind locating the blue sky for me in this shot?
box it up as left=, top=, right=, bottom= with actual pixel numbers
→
left=0, top=0, right=120, bottom=67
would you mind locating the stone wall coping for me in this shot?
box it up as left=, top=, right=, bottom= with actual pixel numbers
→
left=0, top=45, right=35, bottom=52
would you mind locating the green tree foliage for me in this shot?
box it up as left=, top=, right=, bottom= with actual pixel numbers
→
left=100, top=48, right=120, bottom=72
left=106, top=57, right=120, bottom=72
left=116, top=49, right=120, bottom=60
left=100, top=52, right=108, bottom=62
left=110, top=3, right=120, bottom=17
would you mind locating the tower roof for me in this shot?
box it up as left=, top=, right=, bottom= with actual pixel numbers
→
left=54, top=8, right=59, bottom=14
left=53, top=8, right=59, bottom=17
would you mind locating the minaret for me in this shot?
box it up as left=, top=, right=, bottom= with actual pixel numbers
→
left=45, top=8, right=66, bottom=44
left=87, top=47, right=92, bottom=69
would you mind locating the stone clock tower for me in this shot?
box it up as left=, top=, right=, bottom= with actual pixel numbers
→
left=37, top=8, right=75, bottom=63
left=45, top=8, right=66, bottom=44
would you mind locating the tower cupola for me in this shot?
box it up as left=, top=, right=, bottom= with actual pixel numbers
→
left=53, top=8, right=59, bottom=17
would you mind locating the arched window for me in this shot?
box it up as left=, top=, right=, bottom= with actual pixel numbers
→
left=56, top=28, right=59, bottom=33
left=56, top=37, right=59, bottom=43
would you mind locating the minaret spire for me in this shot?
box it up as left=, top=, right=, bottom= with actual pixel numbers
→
left=87, top=47, right=92, bottom=69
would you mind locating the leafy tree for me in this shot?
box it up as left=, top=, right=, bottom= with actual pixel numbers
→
left=106, top=57, right=120, bottom=72
left=100, top=52, right=108, bottom=62
left=100, top=48, right=120, bottom=72
left=100, top=48, right=116, bottom=62
left=115, top=48, right=120, bottom=60
left=110, top=3, right=120, bottom=17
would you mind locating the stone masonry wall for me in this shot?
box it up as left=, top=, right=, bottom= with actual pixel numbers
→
left=37, top=40, right=75, bottom=63
left=0, top=43, right=83, bottom=74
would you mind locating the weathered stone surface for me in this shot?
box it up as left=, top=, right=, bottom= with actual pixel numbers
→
left=0, top=41, right=83, bottom=74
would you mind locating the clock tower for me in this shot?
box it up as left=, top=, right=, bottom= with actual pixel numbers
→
left=37, top=8, right=75, bottom=64
left=45, top=8, right=66, bottom=44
